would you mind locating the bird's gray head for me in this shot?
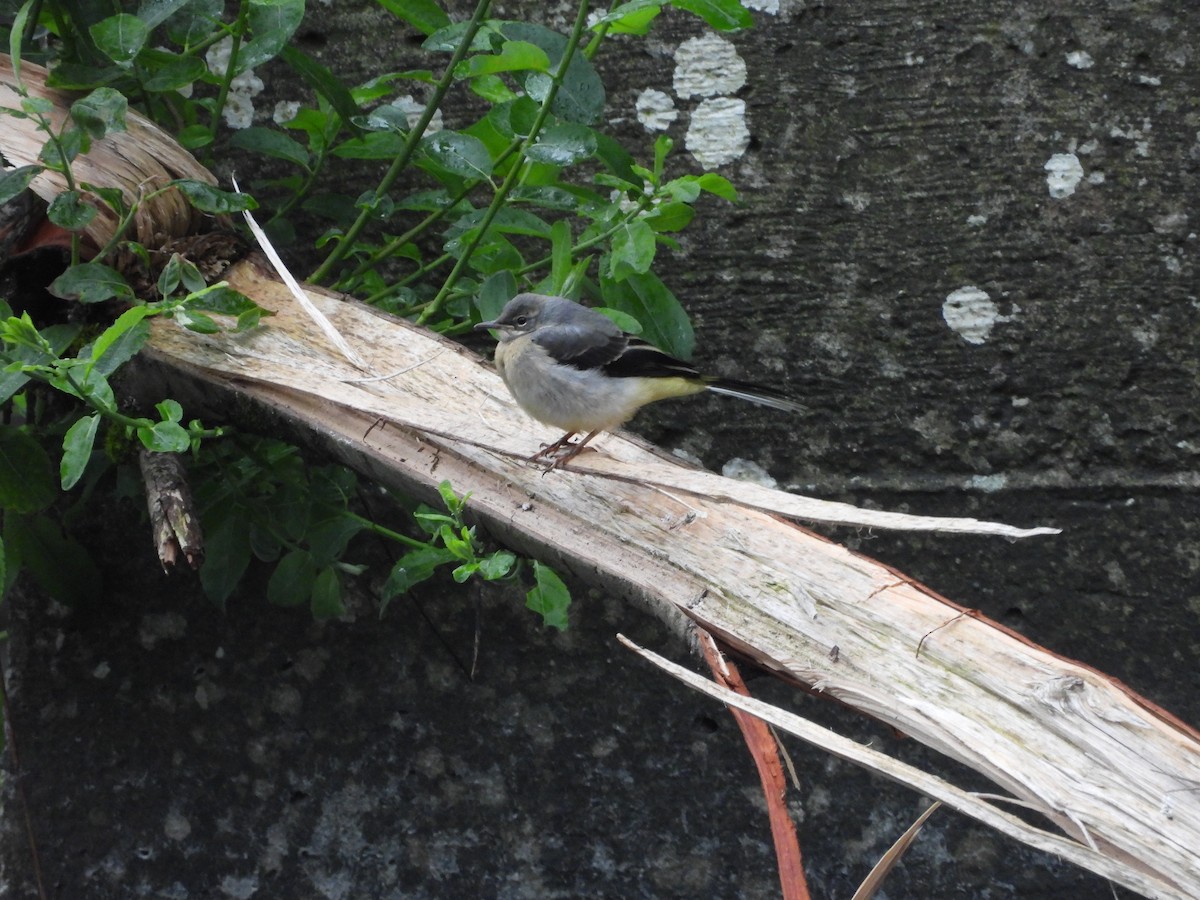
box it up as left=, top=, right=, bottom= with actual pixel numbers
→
left=475, top=293, right=595, bottom=341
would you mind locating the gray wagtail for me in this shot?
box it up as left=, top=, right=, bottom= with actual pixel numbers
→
left=476, top=293, right=805, bottom=465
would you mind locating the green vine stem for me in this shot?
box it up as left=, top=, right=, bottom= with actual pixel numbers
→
left=415, top=0, right=592, bottom=325
left=307, top=0, right=495, bottom=285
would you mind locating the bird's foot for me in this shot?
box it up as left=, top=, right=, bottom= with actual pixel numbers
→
left=531, top=432, right=578, bottom=461
left=530, top=431, right=600, bottom=470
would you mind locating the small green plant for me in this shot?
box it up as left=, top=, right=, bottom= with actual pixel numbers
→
left=382, top=480, right=570, bottom=629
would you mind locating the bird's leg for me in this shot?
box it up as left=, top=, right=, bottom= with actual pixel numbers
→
left=542, top=430, right=602, bottom=469
left=531, top=432, right=578, bottom=461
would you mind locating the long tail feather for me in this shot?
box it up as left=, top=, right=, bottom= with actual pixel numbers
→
left=706, top=378, right=807, bottom=414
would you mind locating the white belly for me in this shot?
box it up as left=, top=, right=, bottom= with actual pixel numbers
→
left=496, top=341, right=648, bottom=433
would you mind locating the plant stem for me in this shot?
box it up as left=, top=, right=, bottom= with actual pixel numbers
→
left=346, top=512, right=430, bottom=550
left=308, top=0, right=495, bottom=285
left=416, top=0, right=593, bottom=325
left=515, top=194, right=654, bottom=278
left=204, top=0, right=251, bottom=155
left=343, top=135, right=527, bottom=286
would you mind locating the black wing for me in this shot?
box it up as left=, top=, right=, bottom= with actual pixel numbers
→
left=601, top=338, right=701, bottom=380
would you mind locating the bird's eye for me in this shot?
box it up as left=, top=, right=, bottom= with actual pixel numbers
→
left=514, top=315, right=528, bottom=327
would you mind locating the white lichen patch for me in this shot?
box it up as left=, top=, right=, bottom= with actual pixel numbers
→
left=721, top=457, right=778, bottom=489
left=1044, top=152, right=1084, bottom=198
left=206, top=38, right=263, bottom=130
left=388, top=95, right=444, bottom=134
left=1065, top=50, right=1094, bottom=69
left=273, top=100, right=301, bottom=125
left=942, top=286, right=1011, bottom=345
left=673, top=34, right=748, bottom=99
left=635, top=88, right=678, bottom=131
left=686, top=97, right=750, bottom=168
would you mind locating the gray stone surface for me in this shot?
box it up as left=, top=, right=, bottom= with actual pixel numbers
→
left=3, top=0, right=1200, bottom=897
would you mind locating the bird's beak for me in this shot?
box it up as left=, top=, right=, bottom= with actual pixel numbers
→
left=474, top=319, right=502, bottom=332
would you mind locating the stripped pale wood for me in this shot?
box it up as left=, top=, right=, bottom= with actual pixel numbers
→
left=0, top=57, right=215, bottom=249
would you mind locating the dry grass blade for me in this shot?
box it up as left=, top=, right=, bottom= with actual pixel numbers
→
left=851, top=800, right=943, bottom=900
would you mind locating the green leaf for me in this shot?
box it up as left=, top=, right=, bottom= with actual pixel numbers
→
left=423, top=21, right=500, bottom=54
left=240, top=0, right=305, bottom=71
left=373, top=0, right=451, bottom=35
left=419, top=131, right=493, bottom=179
left=229, top=126, right=311, bottom=167
left=47, top=191, right=98, bottom=231
left=9, top=0, right=35, bottom=82
left=142, top=56, right=208, bottom=92
left=4, top=514, right=101, bottom=606
left=175, top=310, right=220, bottom=333
left=40, top=126, right=87, bottom=170
left=138, top=420, right=192, bottom=453
left=184, top=286, right=264, bottom=318
left=594, top=132, right=636, bottom=183
left=501, top=23, right=605, bottom=125
left=436, top=479, right=466, bottom=514
left=88, top=306, right=151, bottom=375
left=469, top=74, right=519, bottom=104
left=279, top=46, right=363, bottom=134
left=456, top=40, right=550, bottom=78
left=166, top=0, right=223, bottom=46
left=50, top=363, right=115, bottom=410
left=644, top=201, right=695, bottom=233
left=89, top=14, right=149, bottom=66
left=305, top=515, right=363, bottom=566
left=331, top=132, right=407, bottom=159
left=526, top=561, right=570, bottom=630
left=380, top=544, right=457, bottom=604
left=593, top=0, right=664, bottom=34
left=525, top=122, right=596, bottom=167
left=476, top=271, right=517, bottom=322
left=200, top=513, right=252, bottom=607
left=82, top=183, right=129, bottom=215
left=670, top=0, right=753, bottom=30
left=448, top=207, right=552, bottom=240
left=268, top=548, right=316, bottom=606
left=0, top=166, right=42, bottom=206
left=0, top=427, right=56, bottom=513
left=177, top=124, right=213, bottom=150
left=549, top=219, right=572, bottom=295
left=61, top=414, right=101, bottom=490
left=477, top=550, right=515, bottom=580
left=310, top=565, right=344, bottom=619
left=697, top=172, right=738, bottom=201
left=156, top=398, right=184, bottom=423
left=451, top=561, right=477, bottom=583
left=0, top=323, right=80, bottom=405
left=49, top=263, right=134, bottom=304
left=171, top=179, right=257, bottom=213
left=608, top=219, right=656, bottom=280
left=70, top=87, right=129, bottom=137
left=137, top=0, right=195, bottom=30
left=594, top=307, right=642, bottom=334
left=599, top=270, right=695, bottom=360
